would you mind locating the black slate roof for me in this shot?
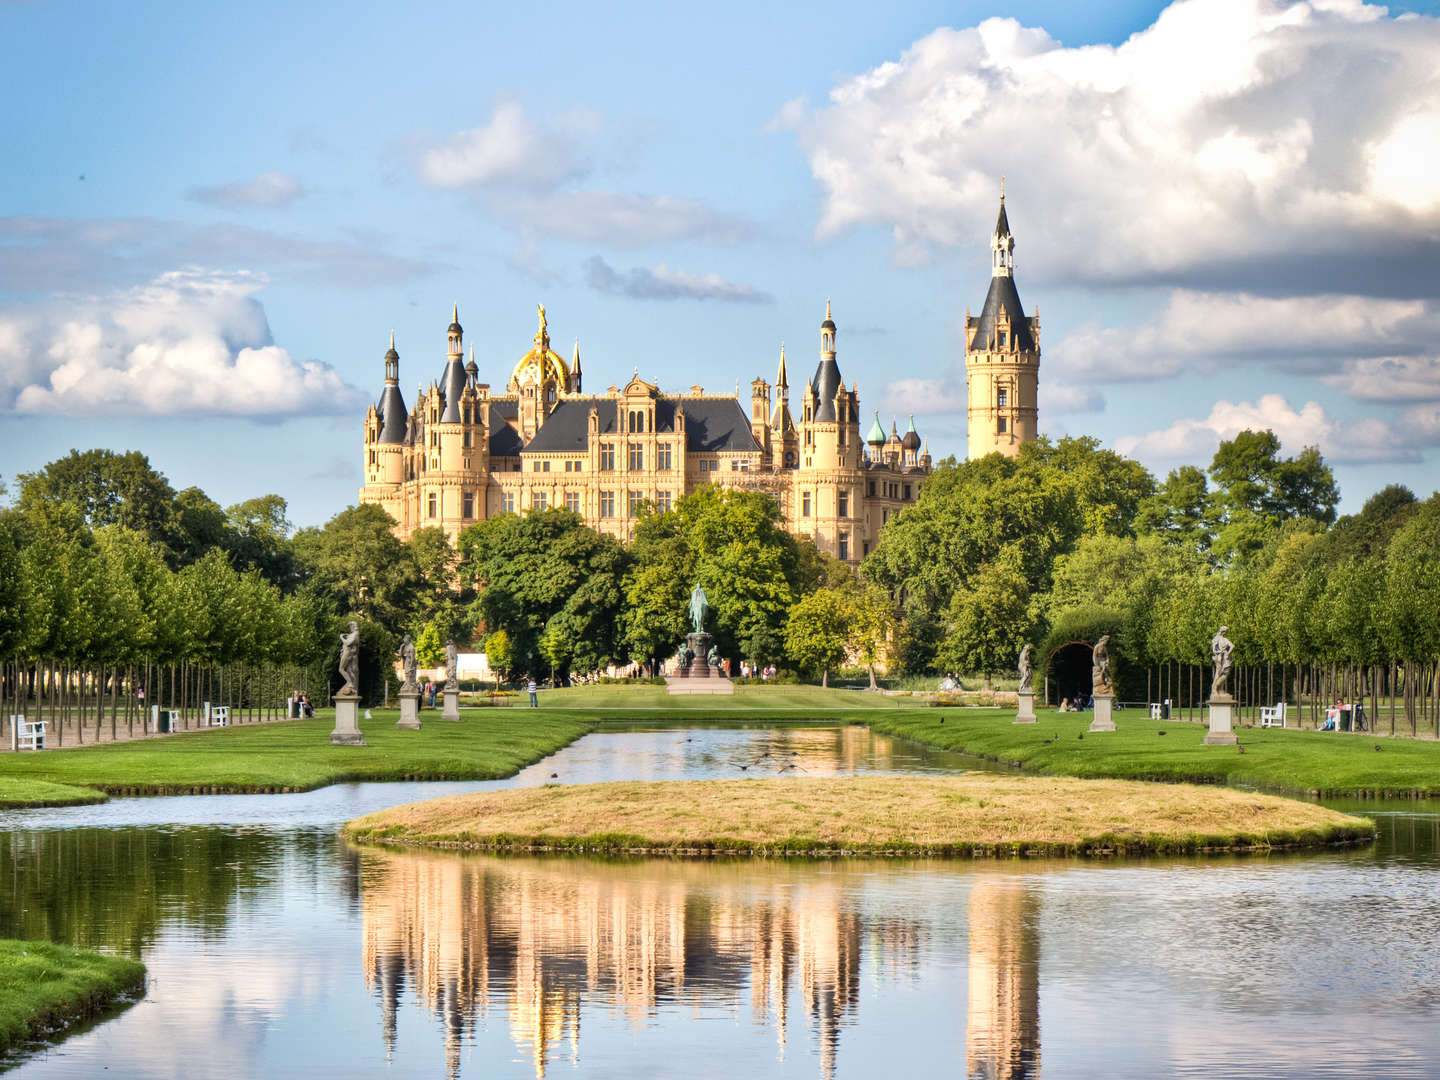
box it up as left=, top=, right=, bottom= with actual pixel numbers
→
left=488, top=401, right=523, bottom=456
left=519, top=396, right=760, bottom=455
left=376, top=385, right=408, bottom=444
left=810, top=358, right=843, bottom=422
left=438, top=357, right=467, bottom=423
left=971, top=274, right=1036, bottom=354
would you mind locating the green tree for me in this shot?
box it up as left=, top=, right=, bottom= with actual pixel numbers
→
left=484, top=628, right=514, bottom=684
left=937, top=562, right=1033, bottom=686
left=17, top=449, right=183, bottom=561
left=1135, top=465, right=1212, bottom=556
left=849, top=584, right=900, bottom=690
left=292, top=504, right=417, bottom=633
left=784, top=587, right=850, bottom=686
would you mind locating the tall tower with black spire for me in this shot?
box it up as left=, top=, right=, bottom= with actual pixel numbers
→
left=965, top=186, right=1040, bottom=458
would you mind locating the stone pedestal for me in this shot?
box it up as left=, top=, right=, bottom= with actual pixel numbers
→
left=686, top=632, right=713, bottom=679
left=1205, top=694, right=1238, bottom=745
left=441, top=687, right=460, bottom=722
left=397, top=689, right=421, bottom=730
left=1014, top=690, right=1037, bottom=724
left=330, top=692, right=366, bottom=746
left=1089, top=693, right=1116, bottom=732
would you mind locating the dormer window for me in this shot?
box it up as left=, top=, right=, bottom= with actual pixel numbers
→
left=997, top=331, right=1007, bottom=349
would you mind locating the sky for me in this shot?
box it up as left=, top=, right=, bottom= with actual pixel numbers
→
left=3, top=0, right=1439, bottom=525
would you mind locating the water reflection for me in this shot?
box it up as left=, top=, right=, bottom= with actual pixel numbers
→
left=358, top=848, right=934, bottom=1079
left=966, top=876, right=1040, bottom=1079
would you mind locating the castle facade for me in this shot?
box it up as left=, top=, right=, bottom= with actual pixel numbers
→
left=360, top=198, right=1039, bottom=560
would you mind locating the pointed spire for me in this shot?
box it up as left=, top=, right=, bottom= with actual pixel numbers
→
left=572, top=338, right=581, bottom=370
left=826, top=297, right=832, bottom=320
left=389, top=329, right=395, bottom=350
left=452, top=301, right=459, bottom=323
left=776, top=343, right=789, bottom=388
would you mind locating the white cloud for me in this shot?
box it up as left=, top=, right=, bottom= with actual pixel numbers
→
left=188, top=171, right=305, bottom=208
left=1321, top=355, right=1440, bottom=402
left=1114, top=393, right=1423, bottom=465
left=414, top=100, right=753, bottom=247
left=792, top=0, right=1440, bottom=290
left=0, top=269, right=365, bottom=418
left=1050, top=290, right=1440, bottom=381
left=583, top=256, right=771, bottom=303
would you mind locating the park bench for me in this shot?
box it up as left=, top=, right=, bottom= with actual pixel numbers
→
left=1259, top=702, right=1288, bottom=728
left=207, top=706, right=231, bottom=727
left=149, top=707, right=182, bottom=733
left=11, top=717, right=46, bottom=751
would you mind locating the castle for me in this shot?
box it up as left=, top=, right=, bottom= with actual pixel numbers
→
left=360, top=197, right=1039, bottom=562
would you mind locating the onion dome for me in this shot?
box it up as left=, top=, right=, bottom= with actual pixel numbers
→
left=902, top=414, right=921, bottom=451
left=866, top=411, right=886, bottom=446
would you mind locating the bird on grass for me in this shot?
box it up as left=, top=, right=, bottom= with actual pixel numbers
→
left=1237, top=744, right=1246, bottom=755
left=1077, top=732, right=1084, bottom=740
left=939, top=717, right=945, bottom=724
left=1375, top=744, right=1383, bottom=752
left=549, top=772, right=559, bottom=778
left=1158, top=731, right=1167, bottom=736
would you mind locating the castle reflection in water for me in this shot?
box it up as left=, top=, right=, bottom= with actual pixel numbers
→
left=359, top=848, right=1040, bottom=1079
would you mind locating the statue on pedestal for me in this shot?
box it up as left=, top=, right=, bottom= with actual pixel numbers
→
left=444, top=640, right=459, bottom=691
left=689, top=584, right=708, bottom=634
left=400, top=633, right=418, bottom=692
left=1017, top=644, right=1033, bottom=694
left=1211, top=626, right=1234, bottom=698
left=338, top=621, right=361, bottom=696
left=1092, top=635, right=1112, bottom=696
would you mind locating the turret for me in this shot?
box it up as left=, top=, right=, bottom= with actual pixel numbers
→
left=750, top=376, right=771, bottom=459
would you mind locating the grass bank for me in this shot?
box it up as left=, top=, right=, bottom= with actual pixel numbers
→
left=0, top=713, right=593, bottom=808
left=346, top=774, right=1373, bottom=857
left=0, top=940, right=145, bottom=1054
left=869, top=708, right=1440, bottom=798
left=0, top=777, right=110, bottom=809
left=516, top=684, right=920, bottom=713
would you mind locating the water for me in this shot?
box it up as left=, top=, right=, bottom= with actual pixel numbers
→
left=2, top=724, right=1438, bottom=1079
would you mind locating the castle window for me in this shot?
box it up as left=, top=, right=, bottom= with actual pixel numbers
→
left=730, top=459, right=739, bottom=471
left=534, top=492, right=547, bottom=511
left=600, top=443, right=615, bottom=471
left=463, top=431, right=471, bottom=448
left=998, top=417, right=1008, bottom=434
left=462, top=492, right=474, bottom=519
left=502, top=492, right=515, bottom=514
left=868, top=480, right=875, bottom=496
left=838, top=532, right=849, bottom=561
left=628, top=491, right=643, bottom=518
left=863, top=540, right=870, bottom=557
left=882, top=509, right=889, bottom=523
left=998, top=331, right=1007, bottom=348
left=656, top=444, right=672, bottom=471
left=904, top=484, right=912, bottom=501
left=802, top=492, right=812, bottom=517
left=427, top=492, right=437, bottom=518
left=599, top=491, right=616, bottom=518
left=657, top=490, right=673, bottom=513
left=543, top=460, right=551, bottom=473
left=629, top=443, right=644, bottom=471
left=997, top=387, right=1008, bottom=408
left=839, top=427, right=846, bottom=446
left=784, top=452, right=795, bottom=467
left=369, top=451, right=376, bottom=466
left=838, top=492, right=849, bottom=518
left=565, top=491, right=581, bottom=513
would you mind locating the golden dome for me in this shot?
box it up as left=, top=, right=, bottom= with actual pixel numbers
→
left=509, top=303, right=572, bottom=390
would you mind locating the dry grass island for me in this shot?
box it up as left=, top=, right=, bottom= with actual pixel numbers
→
left=346, top=774, right=1373, bottom=857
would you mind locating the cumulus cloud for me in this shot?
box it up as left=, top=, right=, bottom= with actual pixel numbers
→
left=583, top=256, right=771, bottom=303
left=791, top=0, right=1440, bottom=293
left=0, top=216, right=438, bottom=293
left=188, top=171, right=305, bottom=208
left=1051, top=289, right=1440, bottom=382
left=1321, top=355, right=1440, bottom=402
left=415, top=99, right=753, bottom=248
left=1114, top=393, right=1426, bottom=465
left=0, top=269, right=365, bottom=417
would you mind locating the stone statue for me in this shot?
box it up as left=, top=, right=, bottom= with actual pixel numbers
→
left=338, top=621, right=361, bottom=696
left=400, top=633, right=417, bottom=692
left=1017, top=644, right=1033, bottom=694
left=444, top=640, right=458, bottom=691
left=688, top=584, right=708, bottom=634
left=1091, top=635, right=1112, bottom=696
left=1211, top=625, right=1234, bottom=699
left=708, top=646, right=721, bottom=668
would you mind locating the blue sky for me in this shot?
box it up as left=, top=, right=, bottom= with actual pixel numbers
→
left=3, top=0, right=1439, bottom=524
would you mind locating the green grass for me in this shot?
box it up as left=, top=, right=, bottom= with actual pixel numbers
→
left=869, top=708, right=1440, bottom=798
left=0, top=712, right=593, bottom=806
left=6, top=687, right=1440, bottom=805
left=0, top=939, right=146, bottom=1054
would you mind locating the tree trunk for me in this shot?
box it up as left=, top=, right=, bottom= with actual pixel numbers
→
left=822, top=667, right=829, bottom=689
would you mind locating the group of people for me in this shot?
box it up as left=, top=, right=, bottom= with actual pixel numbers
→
left=1320, top=698, right=1368, bottom=731
left=1057, top=694, right=1093, bottom=712
left=740, top=663, right=777, bottom=680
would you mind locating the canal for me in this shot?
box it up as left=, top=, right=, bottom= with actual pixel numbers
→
left=2, top=725, right=1437, bottom=1078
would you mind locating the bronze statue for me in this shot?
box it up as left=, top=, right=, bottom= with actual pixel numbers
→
left=1018, top=643, right=1033, bottom=694
left=688, top=584, right=708, bottom=635
left=1092, top=635, right=1112, bottom=695
left=400, top=633, right=417, bottom=692
left=338, top=621, right=361, bottom=696
left=1211, top=626, right=1234, bottom=698
left=444, top=640, right=459, bottom=691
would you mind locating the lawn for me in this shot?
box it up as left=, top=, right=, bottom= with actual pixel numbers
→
left=0, top=939, right=145, bottom=1054
left=0, top=712, right=593, bottom=807
left=346, top=774, right=1373, bottom=857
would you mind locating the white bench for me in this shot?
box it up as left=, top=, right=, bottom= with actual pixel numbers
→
left=1259, top=702, right=1288, bottom=728
left=208, top=706, right=231, bottom=727
left=11, top=717, right=46, bottom=751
